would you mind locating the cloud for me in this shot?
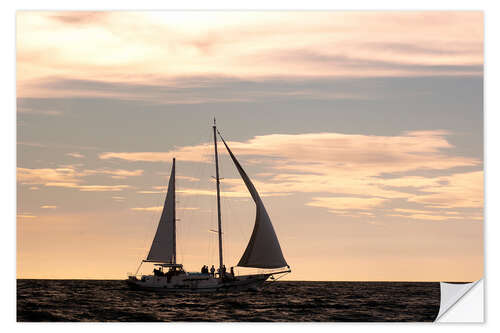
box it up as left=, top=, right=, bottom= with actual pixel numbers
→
left=387, top=207, right=480, bottom=222
left=17, top=106, right=62, bottom=116
left=17, top=166, right=139, bottom=191
left=101, top=130, right=478, bottom=174
left=43, top=182, right=130, bottom=192
left=387, top=213, right=456, bottom=221
left=47, top=12, right=110, bottom=25
left=100, top=145, right=212, bottom=163
left=407, top=171, right=483, bottom=208
left=307, top=197, right=388, bottom=212
left=100, top=130, right=479, bottom=186
left=67, top=152, right=85, bottom=158
left=131, top=206, right=163, bottom=212
left=17, top=12, right=482, bottom=99
left=44, top=182, right=80, bottom=187
left=131, top=206, right=199, bottom=212
left=267, top=49, right=482, bottom=76
left=177, top=189, right=249, bottom=198
left=83, top=168, right=144, bottom=179
left=41, top=205, right=57, bottom=209
left=17, top=214, right=37, bottom=219
left=18, top=167, right=81, bottom=185
left=100, top=152, right=176, bottom=162
left=99, top=130, right=482, bottom=219
left=176, top=175, right=200, bottom=182
left=18, top=166, right=143, bottom=184
left=18, top=76, right=377, bottom=104
left=78, top=185, right=130, bottom=192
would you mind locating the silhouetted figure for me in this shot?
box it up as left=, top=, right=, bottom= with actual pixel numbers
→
left=166, top=269, right=173, bottom=282
left=230, top=266, right=235, bottom=277
left=210, top=265, right=215, bottom=277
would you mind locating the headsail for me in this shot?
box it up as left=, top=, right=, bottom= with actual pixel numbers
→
left=146, top=158, right=176, bottom=263
left=218, top=134, right=288, bottom=269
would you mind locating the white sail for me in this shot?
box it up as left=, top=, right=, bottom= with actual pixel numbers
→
left=146, top=158, right=176, bottom=263
left=219, top=135, right=288, bottom=269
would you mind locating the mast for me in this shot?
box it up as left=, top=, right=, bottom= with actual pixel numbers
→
left=213, top=118, right=224, bottom=272
left=172, top=158, right=176, bottom=264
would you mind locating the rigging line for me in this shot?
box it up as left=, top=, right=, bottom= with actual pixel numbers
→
left=225, top=183, right=247, bottom=259
left=205, top=128, right=216, bottom=267
left=222, top=179, right=243, bottom=266
left=141, top=167, right=166, bottom=262
left=260, top=271, right=291, bottom=290
left=179, top=130, right=213, bottom=266
left=217, top=130, right=250, bottom=266
left=178, top=130, right=208, bottom=263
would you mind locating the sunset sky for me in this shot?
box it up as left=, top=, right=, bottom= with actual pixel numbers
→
left=16, top=11, right=483, bottom=281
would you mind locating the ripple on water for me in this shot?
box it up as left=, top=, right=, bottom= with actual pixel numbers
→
left=17, top=280, right=440, bottom=322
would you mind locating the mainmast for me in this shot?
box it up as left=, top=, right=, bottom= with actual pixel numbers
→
left=213, top=118, right=224, bottom=273
left=172, top=157, right=176, bottom=264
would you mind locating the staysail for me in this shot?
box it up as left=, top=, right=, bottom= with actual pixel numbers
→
left=219, top=134, right=288, bottom=269
left=146, top=158, right=176, bottom=263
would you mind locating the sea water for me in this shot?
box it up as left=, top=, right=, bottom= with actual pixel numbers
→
left=17, top=280, right=440, bottom=322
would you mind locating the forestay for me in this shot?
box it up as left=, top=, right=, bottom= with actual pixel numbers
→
left=146, top=159, right=176, bottom=263
left=219, top=134, right=288, bottom=269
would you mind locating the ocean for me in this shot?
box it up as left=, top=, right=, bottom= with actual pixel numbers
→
left=17, top=280, right=440, bottom=322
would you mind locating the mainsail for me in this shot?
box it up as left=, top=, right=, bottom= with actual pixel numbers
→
left=219, top=134, right=288, bottom=269
left=146, top=158, right=176, bottom=263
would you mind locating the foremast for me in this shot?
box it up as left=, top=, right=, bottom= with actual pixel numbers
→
left=172, top=158, right=176, bottom=264
left=213, top=118, right=224, bottom=274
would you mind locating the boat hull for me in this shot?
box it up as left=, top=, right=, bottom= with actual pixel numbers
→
left=126, top=273, right=270, bottom=292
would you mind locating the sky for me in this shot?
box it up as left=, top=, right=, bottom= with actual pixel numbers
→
left=16, top=11, right=483, bottom=281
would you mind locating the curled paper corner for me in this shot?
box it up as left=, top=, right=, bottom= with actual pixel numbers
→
left=435, top=278, right=484, bottom=322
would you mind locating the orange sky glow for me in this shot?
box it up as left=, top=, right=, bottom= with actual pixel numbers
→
left=17, top=11, right=483, bottom=281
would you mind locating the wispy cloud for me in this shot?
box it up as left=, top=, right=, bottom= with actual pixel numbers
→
left=17, top=213, right=37, bottom=219
left=40, top=205, right=57, bottom=209
left=18, top=166, right=143, bottom=183
left=67, top=152, right=85, bottom=158
left=99, top=130, right=482, bottom=219
left=407, top=171, right=483, bottom=208
left=17, top=166, right=140, bottom=191
left=48, top=12, right=110, bottom=25
left=131, top=206, right=199, bottom=212
left=174, top=175, right=200, bottom=182
left=17, top=106, right=62, bottom=116
left=307, top=197, right=388, bottom=212
left=17, top=12, right=482, bottom=99
left=78, top=185, right=130, bottom=192
left=83, top=168, right=143, bottom=179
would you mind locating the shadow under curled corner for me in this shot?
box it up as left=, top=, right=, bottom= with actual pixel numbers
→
left=435, top=279, right=484, bottom=322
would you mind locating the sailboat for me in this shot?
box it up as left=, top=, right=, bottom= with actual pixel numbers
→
left=126, top=120, right=291, bottom=291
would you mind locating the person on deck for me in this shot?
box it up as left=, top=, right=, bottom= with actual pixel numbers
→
left=230, top=266, right=235, bottom=278
left=210, top=265, right=215, bottom=277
